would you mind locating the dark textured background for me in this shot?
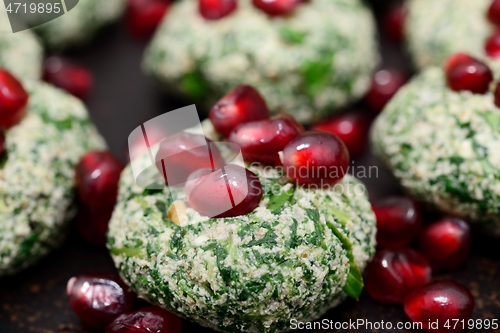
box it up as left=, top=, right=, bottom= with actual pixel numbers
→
left=0, top=7, right=499, bottom=333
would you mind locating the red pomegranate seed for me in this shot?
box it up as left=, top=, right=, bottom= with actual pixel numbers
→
left=404, top=280, right=474, bottom=333
left=252, top=0, right=301, bottom=16
left=209, top=85, right=270, bottom=137
left=312, top=111, right=370, bottom=158
left=199, top=0, right=237, bottom=20
left=282, top=131, right=350, bottom=187
left=67, top=274, right=135, bottom=329
left=106, top=306, right=182, bottom=333
left=365, top=68, right=407, bottom=113
left=76, top=204, right=115, bottom=247
left=485, top=31, right=500, bottom=58
left=444, top=54, right=493, bottom=94
left=0, top=130, right=5, bottom=155
left=126, top=0, right=170, bottom=38
left=371, top=196, right=422, bottom=250
left=43, top=56, right=93, bottom=99
left=155, top=132, right=225, bottom=186
left=75, top=151, right=124, bottom=208
left=365, top=248, right=432, bottom=304
left=228, top=114, right=303, bottom=165
left=418, top=217, right=471, bottom=271
left=488, top=0, right=500, bottom=26
left=0, top=69, right=28, bottom=128
left=380, top=2, right=407, bottom=44
left=185, top=164, right=262, bottom=218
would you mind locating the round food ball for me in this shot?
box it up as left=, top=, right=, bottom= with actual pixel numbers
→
left=0, top=31, right=43, bottom=80
left=143, top=0, right=379, bottom=124
left=0, top=82, right=105, bottom=276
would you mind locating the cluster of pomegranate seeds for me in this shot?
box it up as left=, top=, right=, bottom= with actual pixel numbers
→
left=365, top=248, right=432, bottom=304
left=312, top=111, right=370, bottom=158
left=229, top=114, right=303, bottom=165
left=43, top=56, right=93, bottom=100
left=126, top=0, right=170, bottom=38
left=371, top=196, right=422, bottom=250
left=404, top=280, right=475, bottom=333
left=0, top=69, right=29, bottom=129
left=282, top=132, right=350, bottom=187
left=364, top=68, right=407, bottom=113
left=67, top=274, right=135, bottom=329
left=418, top=217, right=471, bottom=271
left=252, top=0, right=301, bottom=17
left=487, top=0, right=500, bottom=25
left=444, top=53, right=493, bottom=94
left=209, top=85, right=270, bottom=137
left=380, top=2, right=407, bottom=44
left=106, top=306, right=182, bottom=333
left=198, top=0, right=237, bottom=20
left=485, top=31, right=500, bottom=58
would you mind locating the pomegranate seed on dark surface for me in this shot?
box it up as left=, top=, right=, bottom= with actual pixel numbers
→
left=252, top=0, right=301, bottom=16
left=282, top=131, right=350, bottom=187
left=209, top=85, right=270, bottom=137
left=155, top=132, right=225, bottom=186
left=126, top=0, right=170, bottom=38
left=380, top=2, right=407, bottom=44
left=76, top=204, right=115, bottom=247
left=199, top=0, right=237, bottom=20
left=0, top=69, right=29, bottom=128
left=106, top=306, right=182, bottom=333
left=364, top=68, right=407, bottom=113
left=418, top=217, right=471, bottom=271
left=67, top=274, right=135, bottom=329
left=365, top=248, right=432, bottom=304
left=488, top=0, right=500, bottom=26
left=228, top=114, right=304, bottom=165
left=75, top=151, right=124, bottom=208
left=485, top=31, right=500, bottom=58
left=444, top=54, right=493, bottom=94
left=43, top=56, right=93, bottom=99
left=371, top=196, right=422, bottom=250
left=312, top=111, right=370, bottom=158
left=404, top=280, right=474, bottom=333
left=185, top=164, right=262, bottom=218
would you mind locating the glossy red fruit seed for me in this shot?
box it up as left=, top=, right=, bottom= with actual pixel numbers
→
left=371, top=196, right=422, bottom=250
left=229, top=114, right=304, bottom=165
left=209, top=85, right=270, bottom=137
left=75, top=151, right=124, bottom=208
left=380, top=2, right=407, bottom=44
left=67, top=274, right=135, bottom=329
left=444, top=54, right=493, bottom=94
left=76, top=204, right=115, bottom=247
left=199, top=0, right=237, bottom=20
left=186, top=164, right=262, bottom=218
left=43, top=56, right=93, bottom=99
left=126, top=0, right=170, bottom=38
left=404, top=280, right=474, bottom=333
left=365, top=248, right=432, bottom=304
left=485, top=31, right=500, bottom=58
left=418, top=217, right=471, bottom=271
left=312, top=111, right=370, bottom=158
left=282, top=131, right=350, bottom=187
left=0, top=130, right=5, bottom=155
left=364, top=68, right=407, bottom=113
left=0, top=69, right=29, bottom=128
left=106, top=306, right=182, bottom=333
left=488, top=0, right=500, bottom=26
left=155, top=132, right=224, bottom=186
left=252, top=0, right=301, bottom=16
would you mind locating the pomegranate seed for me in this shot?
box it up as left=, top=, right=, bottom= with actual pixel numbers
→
left=126, top=0, right=170, bottom=38
left=365, top=68, right=407, bottom=113
left=282, top=131, right=350, bottom=187
left=380, top=2, right=407, bottom=44
left=185, top=164, right=262, bottom=218
left=106, top=306, right=182, bottom=333
left=488, top=0, right=500, bottom=26
left=199, top=0, right=237, bottom=20
left=209, top=85, right=270, bottom=137
left=371, top=196, right=422, bottom=250
left=312, top=111, right=370, bottom=158
left=485, top=31, right=500, bottom=58
left=155, top=132, right=225, bottom=186
left=75, top=151, right=124, bottom=208
left=418, top=217, right=471, bottom=271
left=228, top=114, right=303, bottom=165
left=252, top=0, right=301, bottom=16
left=43, top=56, right=93, bottom=99
left=0, top=130, right=5, bottom=155
left=76, top=204, right=115, bottom=247
left=365, top=248, right=432, bottom=304
left=67, top=274, right=135, bottom=329
left=404, top=280, right=474, bottom=333
left=0, top=69, right=28, bottom=128
left=444, top=54, right=493, bottom=94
